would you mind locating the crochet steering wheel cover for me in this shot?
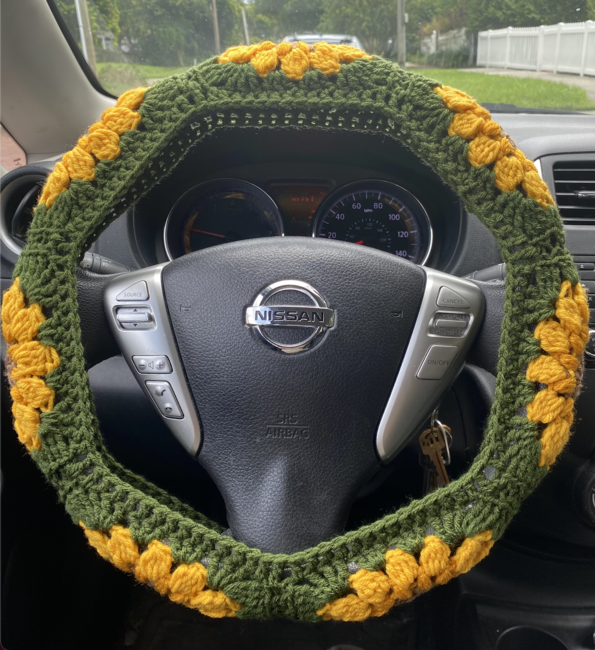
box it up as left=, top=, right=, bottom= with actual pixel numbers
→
left=2, top=44, right=590, bottom=622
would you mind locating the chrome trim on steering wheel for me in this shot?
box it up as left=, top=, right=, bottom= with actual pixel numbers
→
left=104, top=262, right=484, bottom=462
left=103, top=264, right=202, bottom=456
left=375, top=268, right=485, bottom=462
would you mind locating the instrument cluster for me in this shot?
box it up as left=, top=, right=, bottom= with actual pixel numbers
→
left=164, top=178, right=433, bottom=265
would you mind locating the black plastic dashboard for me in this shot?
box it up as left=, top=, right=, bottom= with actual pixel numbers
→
left=77, top=113, right=595, bottom=275
left=130, top=128, right=470, bottom=272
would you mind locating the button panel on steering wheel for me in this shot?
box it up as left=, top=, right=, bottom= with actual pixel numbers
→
left=376, top=268, right=484, bottom=461
left=104, top=264, right=202, bottom=455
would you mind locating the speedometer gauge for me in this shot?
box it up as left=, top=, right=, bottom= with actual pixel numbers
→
left=313, top=181, right=432, bottom=265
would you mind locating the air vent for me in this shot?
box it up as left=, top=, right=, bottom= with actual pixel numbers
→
left=553, top=160, right=595, bottom=225
left=0, top=167, right=49, bottom=256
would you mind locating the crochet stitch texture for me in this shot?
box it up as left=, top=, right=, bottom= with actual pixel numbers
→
left=2, top=44, right=590, bottom=621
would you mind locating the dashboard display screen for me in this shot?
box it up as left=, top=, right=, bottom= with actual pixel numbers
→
left=268, top=184, right=330, bottom=235
left=163, top=178, right=432, bottom=263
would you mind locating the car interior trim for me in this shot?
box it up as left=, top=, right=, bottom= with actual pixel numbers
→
left=0, top=0, right=114, bottom=157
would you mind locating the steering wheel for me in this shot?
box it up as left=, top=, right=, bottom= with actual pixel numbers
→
left=2, top=42, right=590, bottom=622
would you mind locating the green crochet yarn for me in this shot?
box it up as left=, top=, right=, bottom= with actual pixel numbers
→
left=9, top=52, right=581, bottom=621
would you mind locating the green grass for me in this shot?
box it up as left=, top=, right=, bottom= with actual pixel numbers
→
left=415, top=69, right=595, bottom=111
left=96, top=62, right=190, bottom=96
left=96, top=61, right=594, bottom=112
left=124, top=63, right=189, bottom=79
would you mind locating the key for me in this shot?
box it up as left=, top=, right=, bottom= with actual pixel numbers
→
left=419, top=453, right=438, bottom=495
left=419, top=426, right=450, bottom=488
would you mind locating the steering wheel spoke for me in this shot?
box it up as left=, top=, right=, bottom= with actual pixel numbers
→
left=104, top=263, right=202, bottom=455
left=376, top=268, right=484, bottom=461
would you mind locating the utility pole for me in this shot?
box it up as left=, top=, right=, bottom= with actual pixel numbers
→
left=74, top=0, right=97, bottom=74
left=241, top=2, right=250, bottom=45
left=397, top=0, right=406, bottom=68
left=212, top=0, right=221, bottom=54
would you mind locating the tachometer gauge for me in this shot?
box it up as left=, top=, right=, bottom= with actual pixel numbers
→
left=313, top=180, right=432, bottom=265
left=164, top=179, right=283, bottom=259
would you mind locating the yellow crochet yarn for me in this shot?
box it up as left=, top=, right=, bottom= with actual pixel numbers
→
left=1, top=278, right=58, bottom=452
left=317, top=531, right=494, bottom=621
left=218, top=41, right=372, bottom=81
left=526, top=280, right=590, bottom=467
left=38, top=87, right=148, bottom=209
left=81, top=523, right=241, bottom=618
left=435, top=86, right=554, bottom=209
left=4, top=53, right=589, bottom=622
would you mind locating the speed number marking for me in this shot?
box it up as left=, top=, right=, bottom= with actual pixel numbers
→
left=313, top=182, right=431, bottom=264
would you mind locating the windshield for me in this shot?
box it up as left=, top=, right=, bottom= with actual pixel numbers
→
left=54, top=0, right=595, bottom=112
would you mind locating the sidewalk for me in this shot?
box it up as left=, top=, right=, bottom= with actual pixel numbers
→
left=459, top=67, right=595, bottom=104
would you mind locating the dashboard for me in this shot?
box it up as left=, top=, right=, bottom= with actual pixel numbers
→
left=126, top=128, right=477, bottom=274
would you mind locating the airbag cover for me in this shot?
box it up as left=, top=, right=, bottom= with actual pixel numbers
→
left=162, top=237, right=425, bottom=553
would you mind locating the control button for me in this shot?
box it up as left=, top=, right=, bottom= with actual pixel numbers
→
left=581, top=280, right=595, bottom=294
left=146, top=381, right=183, bottom=418
left=576, top=262, right=595, bottom=272
left=117, top=312, right=151, bottom=323
left=133, top=355, right=172, bottom=374
left=436, top=286, right=470, bottom=309
left=116, top=281, right=149, bottom=302
left=417, top=345, right=459, bottom=380
left=434, top=318, right=466, bottom=330
left=120, top=322, right=154, bottom=330
left=588, top=293, right=595, bottom=309
left=430, top=312, right=470, bottom=337
left=115, top=306, right=154, bottom=330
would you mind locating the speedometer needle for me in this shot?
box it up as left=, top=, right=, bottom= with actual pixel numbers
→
left=355, top=240, right=364, bottom=245
left=190, top=228, right=226, bottom=239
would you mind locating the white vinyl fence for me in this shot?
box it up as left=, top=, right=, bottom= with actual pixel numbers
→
left=477, top=21, right=595, bottom=77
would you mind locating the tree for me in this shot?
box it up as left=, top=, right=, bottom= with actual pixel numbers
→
left=57, top=0, right=243, bottom=67
left=54, top=0, right=595, bottom=68
left=427, top=0, right=595, bottom=33
left=56, top=0, right=121, bottom=48
left=317, top=0, right=396, bottom=54
left=117, top=0, right=242, bottom=66
left=248, top=0, right=324, bottom=41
